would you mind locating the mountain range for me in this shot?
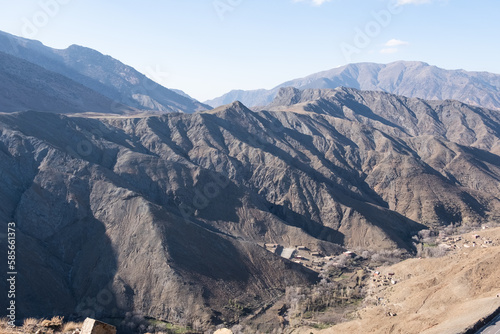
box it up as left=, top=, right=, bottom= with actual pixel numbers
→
left=0, top=30, right=210, bottom=114
left=2, top=30, right=500, bottom=332
left=2, top=86, right=500, bottom=329
left=205, top=61, right=500, bottom=111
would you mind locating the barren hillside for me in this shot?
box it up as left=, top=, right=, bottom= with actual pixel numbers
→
left=2, top=88, right=500, bottom=329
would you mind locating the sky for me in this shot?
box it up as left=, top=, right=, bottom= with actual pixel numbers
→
left=0, top=0, right=498, bottom=102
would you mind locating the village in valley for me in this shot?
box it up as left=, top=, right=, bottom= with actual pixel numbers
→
left=263, top=224, right=498, bottom=273
left=259, top=225, right=500, bottom=322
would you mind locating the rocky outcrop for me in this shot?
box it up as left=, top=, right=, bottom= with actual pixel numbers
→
left=81, top=318, right=116, bottom=334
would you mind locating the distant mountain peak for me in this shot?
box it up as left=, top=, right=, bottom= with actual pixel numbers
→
left=207, top=100, right=250, bottom=115
left=229, top=100, right=247, bottom=108
left=0, top=50, right=133, bottom=114
left=0, top=30, right=211, bottom=114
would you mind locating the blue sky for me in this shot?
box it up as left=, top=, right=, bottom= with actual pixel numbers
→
left=0, top=0, right=498, bottom=101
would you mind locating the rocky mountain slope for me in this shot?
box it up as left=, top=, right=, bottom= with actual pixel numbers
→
left=0, top=51, right=133, bottom=114
left=0, top=30, right=210, bottom=114
left=1, top=87, right=500, bottom=328
left=0, top=111, right=318, bottom=328
left=265, top=87, right=500, bottom=226
left=205, top=61, right=500, bottom=110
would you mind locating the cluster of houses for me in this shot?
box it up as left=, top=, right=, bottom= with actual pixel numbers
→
left=264, top=243, right=327, bottom=271
left=263, top=243, right=355, bottom=272
left=371, top=271, right=398, bottom=287
left=363, top=269, right=402, bottom=310
left=436, top=232, right=496, bottom=250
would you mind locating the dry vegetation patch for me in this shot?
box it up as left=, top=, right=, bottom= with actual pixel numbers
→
left=0, top=317, right=82, bottom=334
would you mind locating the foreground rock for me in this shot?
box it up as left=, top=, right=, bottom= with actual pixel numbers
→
left=214, top=329, right=233, bottom=334
left=81, top=318, right=116, bottom=334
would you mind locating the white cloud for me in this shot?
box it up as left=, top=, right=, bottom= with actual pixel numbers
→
left=380, top=39, right=410, bottom=54
left=385, top=39, right=410, bottom=47
left=293, top=0, right=333, bottom=6
left=380, top=48, right=399, bottom=54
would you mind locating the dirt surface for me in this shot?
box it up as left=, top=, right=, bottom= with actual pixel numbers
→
left=292, top=227, right=500, bottom=334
